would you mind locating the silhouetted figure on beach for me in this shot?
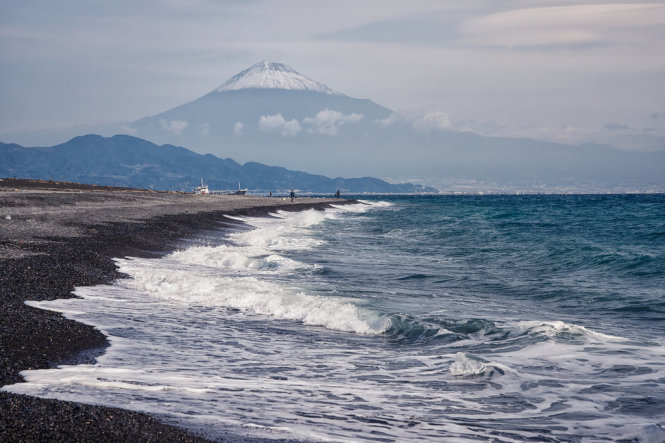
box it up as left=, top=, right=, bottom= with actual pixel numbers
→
left=335, top=189, right=341, bottom=198
left=290, top=190, right=295, bottom=202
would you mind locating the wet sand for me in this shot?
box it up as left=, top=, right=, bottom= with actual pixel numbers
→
left=0, top=178, right=347, bottom=441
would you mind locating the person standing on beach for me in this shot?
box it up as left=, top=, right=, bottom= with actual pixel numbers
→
left=290, top=190, right=295, bottom=202
left=335, top=189, right=341, bottom=199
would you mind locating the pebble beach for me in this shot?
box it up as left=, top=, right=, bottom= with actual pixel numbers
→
left=0, top=178, right=344, bottom=441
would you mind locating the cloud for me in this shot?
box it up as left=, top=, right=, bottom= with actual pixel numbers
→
left=302, top=109, right=363, bottom=136
left=317, top=16, right=458, bottom=45
left=465, top=119, right=597, bottom=145
left=119, top=125, right=137, bottom=135
left=376, top=113, right=401, bottom=127
left=233, top=121, right=244, bottom=135
left=258, top=110, right=364, bottom=137
left=258, top=114, right=302, bottom=137
left=160, top=119, right=188, bottom=135
left=610, top=133, right=665, bottom=152
left=377, top=110, right=452, bottom=131
left=604, top=122, right=630, bottom=132
left=201, top=123, right=210, bottom=136
left=460, top=4, right=665, bottom=47
left=410, top=110, right=452, bottom=131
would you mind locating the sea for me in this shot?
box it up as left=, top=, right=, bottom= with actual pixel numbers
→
left=5, top=194, right=665, bottom=442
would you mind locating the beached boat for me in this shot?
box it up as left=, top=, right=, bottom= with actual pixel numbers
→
left=194, top=178, right=209, bottom=195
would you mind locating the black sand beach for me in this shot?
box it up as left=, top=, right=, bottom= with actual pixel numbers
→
left=0, top=178, right=346, bottom=441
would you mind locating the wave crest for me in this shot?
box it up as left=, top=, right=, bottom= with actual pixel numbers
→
left=449, top=352, right=510, bottom=377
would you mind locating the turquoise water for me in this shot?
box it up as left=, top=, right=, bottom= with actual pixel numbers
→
left=6, top=195, right=665, bottom=441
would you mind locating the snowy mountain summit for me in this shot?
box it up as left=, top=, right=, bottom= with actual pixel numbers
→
left=214, top=61, right=340, bottom=95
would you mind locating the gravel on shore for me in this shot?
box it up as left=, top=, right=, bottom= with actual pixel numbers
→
left=0, top=178, right=348, bottom=442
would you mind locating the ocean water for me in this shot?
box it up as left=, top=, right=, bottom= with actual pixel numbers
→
left=5, top=195, right=665, bottom=442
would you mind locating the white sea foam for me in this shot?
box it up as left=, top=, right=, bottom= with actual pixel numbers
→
left=171, top=245, right=304, bottom=272
left=357, top=200, right=394, bottom=208
left=118, top=264, right=386, bottom=334
left=331, top=200, right=394, bottom=213
left=227, top=209, right=328, bottom=251
left=449, top=352, right=490, bottom=376
left=449, top=352, right=512, bottom=376
left=514, top=320, right=628, bottom=342
left=112, top=205, right=390, bottom=334
left=17, top=366, right=214, bottom=394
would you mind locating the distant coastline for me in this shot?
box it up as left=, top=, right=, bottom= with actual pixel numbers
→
left=0, top=134, right=436, bottom=194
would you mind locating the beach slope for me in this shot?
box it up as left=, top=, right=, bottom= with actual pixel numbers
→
left=0, top=178, right=345, bottom=441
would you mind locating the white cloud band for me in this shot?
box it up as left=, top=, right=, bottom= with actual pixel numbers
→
left=160, top=119, right=189, bottom=135
left=258, top=113, right=302, bottom=136
left=460, top=4, right=665, bottom=47
left=302, top=109, right=364, bottom=136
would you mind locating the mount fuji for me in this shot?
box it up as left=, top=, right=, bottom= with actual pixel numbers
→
left=132, top=61, right=392, bottom=172
left=214, top=61, right=340, bottom=95
left=129, top=61, right=664, bottom=191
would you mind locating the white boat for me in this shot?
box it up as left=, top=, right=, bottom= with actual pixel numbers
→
left=195, top=178, right=209, bottom=195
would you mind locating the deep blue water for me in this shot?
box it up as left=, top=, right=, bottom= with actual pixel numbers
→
left=307, top=195, right=665, bottom=340
left=6, top=194, right=665, bottom=442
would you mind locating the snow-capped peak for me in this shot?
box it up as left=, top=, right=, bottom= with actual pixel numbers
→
left=214, top=61, right=340, bottom=95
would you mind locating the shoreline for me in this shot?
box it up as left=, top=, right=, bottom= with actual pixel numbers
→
left=0, top=178, right=350, bottom=441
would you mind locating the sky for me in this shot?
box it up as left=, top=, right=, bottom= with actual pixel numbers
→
left=1, top=0, right=664, bottom=151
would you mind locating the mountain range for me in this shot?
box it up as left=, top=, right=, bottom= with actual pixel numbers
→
left=2, top=61, right=664, bottom=192
left=128, top=61, right=665, bottom=191
left=0, top=134, right=434, bottom=194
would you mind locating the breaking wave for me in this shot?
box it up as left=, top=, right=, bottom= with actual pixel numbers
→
left=113, top=203, right=394, bottom=335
